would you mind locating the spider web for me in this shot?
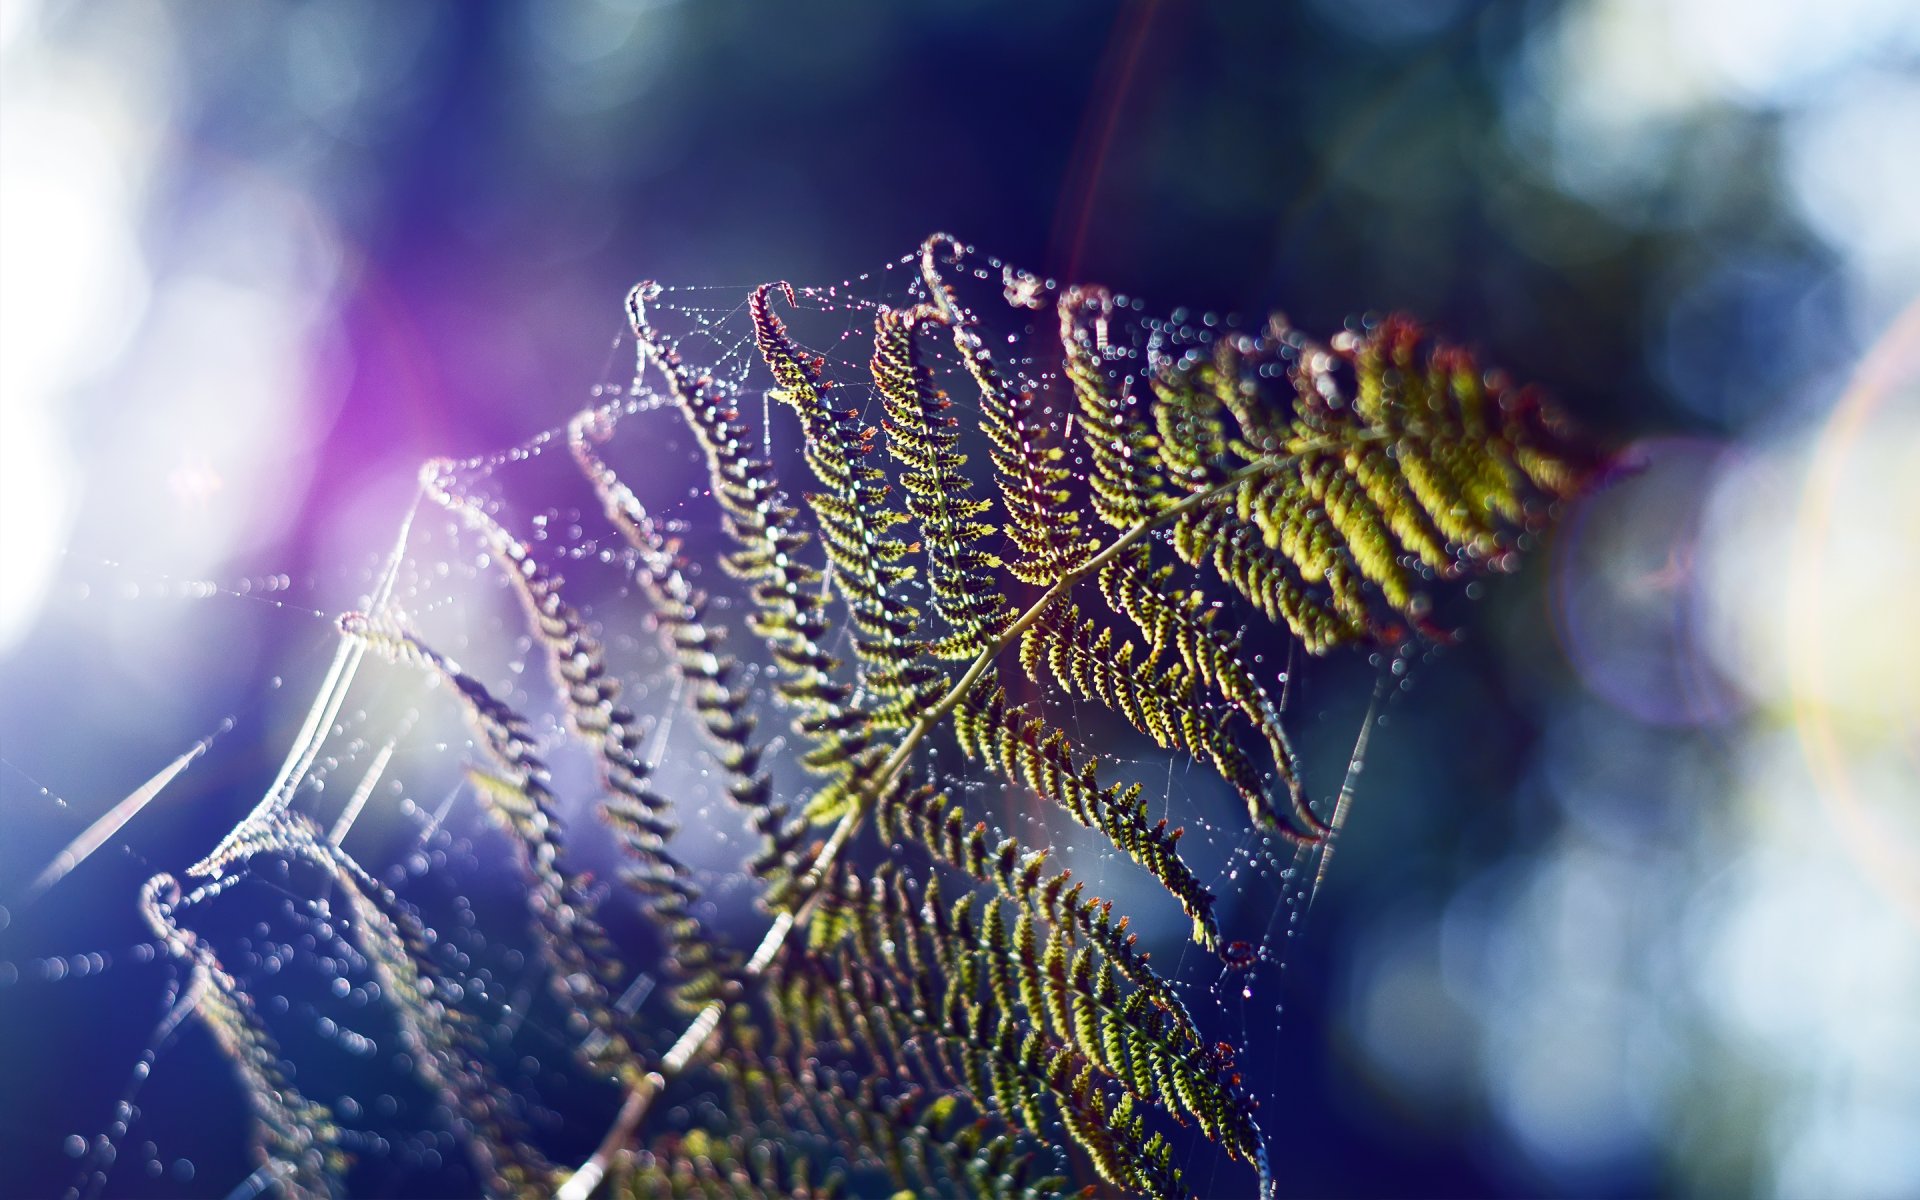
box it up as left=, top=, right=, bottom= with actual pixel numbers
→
left=1, top=242, right=1416, bottom=1200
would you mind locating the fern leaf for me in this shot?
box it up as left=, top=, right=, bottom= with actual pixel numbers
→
left=338, top=611, right=652, bottom=1069
left=540, top=246, right=1594, bottom=1200
left=627, top=285, right=847, bottom=714
left=920, top=234, right=1093, bottom=586
left=1144, top=313, right=1592, bottom=649
left=871, top=302, right=1009, bottom=660
left=421, top=459, right=697, bottom=893
left=952, top=680, right=1217, bottom=946
left=141, top=874, right=348, bottom=1200
left=293, top=821, right=554, bottom=1197
left=628, top=284, right=889, bottom=889
left=572, top=408, right=769, bottom=798
left=1060, top=287, right=1168, bottom=532
left=752, top=283, right=919, bottom=650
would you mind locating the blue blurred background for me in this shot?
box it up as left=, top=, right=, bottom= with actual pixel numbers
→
left=2, top=1, right=1916, bottom=1197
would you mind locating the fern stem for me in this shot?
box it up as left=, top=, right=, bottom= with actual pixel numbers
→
left=556, top=442, right=1343, bottom=1199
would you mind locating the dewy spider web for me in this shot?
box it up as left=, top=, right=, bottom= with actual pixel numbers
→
left=8, top=238, right=1503, bottom=1200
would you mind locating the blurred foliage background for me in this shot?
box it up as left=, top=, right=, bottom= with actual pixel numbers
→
left=2, top=1, right=1916, bottom=1197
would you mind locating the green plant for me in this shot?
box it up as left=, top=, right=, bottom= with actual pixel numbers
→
left=139, top=234, right=1591, bottom=1200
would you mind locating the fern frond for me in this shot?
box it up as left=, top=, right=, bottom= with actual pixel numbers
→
left=569, top=408, right=814, bottom=930
left=421, top=461, right=693, bottom=883
left=141, top=874, right=347, bottom=1200
left=752, top=284, right=919, bottom=656
left=160, top=235, right=1602, bottom=1200
left=1061, top=287, right=1168, bottom=532
left=338, top=611, right=650, bottom=1070
left=627, top=283, right=887, bottom=893
left=912, top=834, right=1256, bottom=1170
left=206, top=812, right=558, bottom=1198
left=1144, top=313, right=1592, bottom=650
left=769, top=864, right=1260, bottom=1198
left=952, top=680, right=1217, bottom=946
left=874, top=784, right=1202, bottom=1043
left=539, top=245, right=1593, bottom=1200
left=920, top=235, right=1092, bottom=586
left=1096, top=549, right=1320, bottom=837
left=871, top=302, right=1008, bottom=660
left=1021, top=598, right=1273, bottom=834
left=1168, top=505, right=1352, bottom=652
left=571, top=411, right=767, bottom=792
left=425, top=452, right=728, bottom=1013
left=627, top=285, right=847, bottom=716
